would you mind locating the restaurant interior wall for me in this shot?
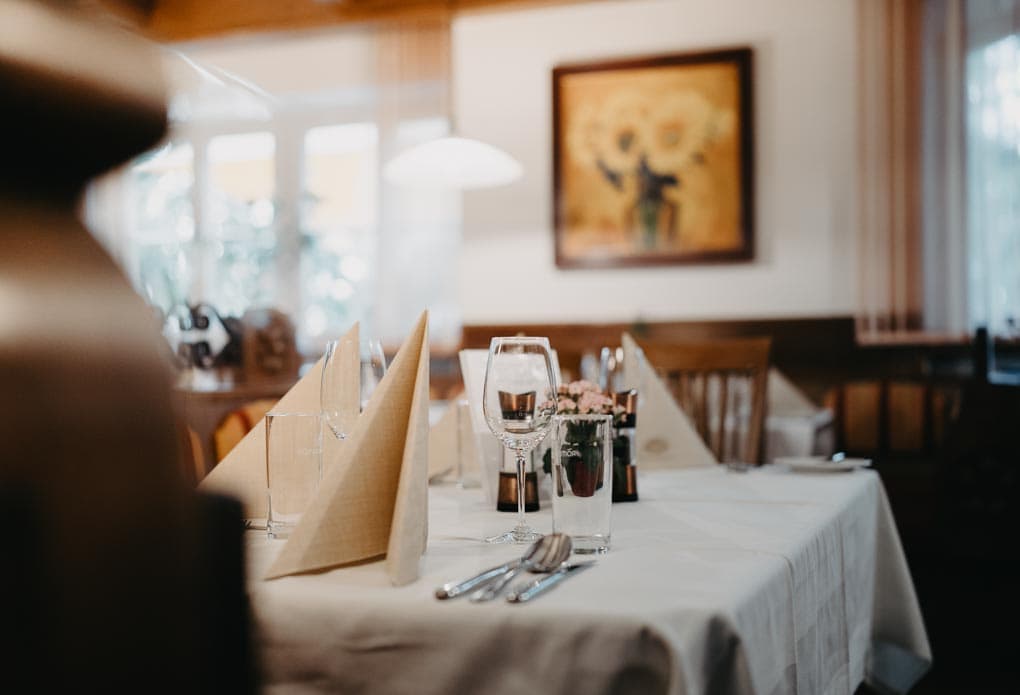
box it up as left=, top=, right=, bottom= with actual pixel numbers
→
left=453, top=0, right=858, bottom=324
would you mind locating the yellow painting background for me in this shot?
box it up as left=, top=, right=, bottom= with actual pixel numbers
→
left=558, top=61, right=744, bottom=262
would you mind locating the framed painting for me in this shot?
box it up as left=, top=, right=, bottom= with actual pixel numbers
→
left=552, top=47, right=754, bottom=268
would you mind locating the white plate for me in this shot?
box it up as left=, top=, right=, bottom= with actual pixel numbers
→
left=776, top=456, right=871, bottom=472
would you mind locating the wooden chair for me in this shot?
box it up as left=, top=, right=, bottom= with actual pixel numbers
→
left=638, top=337, right=772, bottom=464
left=214, top=398, right=277, bottom=463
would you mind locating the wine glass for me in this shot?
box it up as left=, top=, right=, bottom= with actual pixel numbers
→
left=321, top=336, right=357, bottom=440
left=598, top=346, right=625, bottom=393
left=482, top=336, right=558, bottom=543
left=360, top=339, right=387, bottom=411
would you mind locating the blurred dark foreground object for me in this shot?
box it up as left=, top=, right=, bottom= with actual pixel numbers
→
left=0, top=1, right=254, bottom=692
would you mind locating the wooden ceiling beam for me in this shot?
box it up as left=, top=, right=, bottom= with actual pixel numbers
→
left=122, top=0, right=587, bottom=42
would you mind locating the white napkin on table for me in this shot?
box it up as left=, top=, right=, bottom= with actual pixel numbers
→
left=621, top=332, right=717, bottom=469
left=458, top=349, right=503, bottom=506
left=768, top=368, right=818, bottom=417
left=428, top=403, right=458, bottom=482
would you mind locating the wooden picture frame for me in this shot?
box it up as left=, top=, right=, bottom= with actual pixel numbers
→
left=552, top=47, right=754, bottom=268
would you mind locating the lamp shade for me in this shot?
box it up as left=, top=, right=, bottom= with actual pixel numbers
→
left=383, top=136, right=523, bottom=190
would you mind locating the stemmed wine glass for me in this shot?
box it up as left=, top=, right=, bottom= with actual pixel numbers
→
left=321, top=336, right=388, bottom=441
left=359, top=339, right=387, bottom=410
left=482, top=336, right=558, bottom=543
left=321, top=336, right=357, bottom=440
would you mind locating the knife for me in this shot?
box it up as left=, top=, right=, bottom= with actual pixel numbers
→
left=505, top=562, right=595, bottom=603
left=435, top=560, right=521, bottom=600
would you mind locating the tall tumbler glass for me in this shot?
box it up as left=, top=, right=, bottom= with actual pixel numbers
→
left=266, top=412, right=323, bottom=539
left=551, top=413, right=613, bottom=554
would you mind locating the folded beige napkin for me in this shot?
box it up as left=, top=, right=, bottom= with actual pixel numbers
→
left=621, top=332, right=717, bottom=469
left=427, top=403, right=458, bottom=482
left=266, top=311, right=430, bottom=585
left=768, top=368, right=819, bottom=417
left=199, top=324, right=361, bottom=520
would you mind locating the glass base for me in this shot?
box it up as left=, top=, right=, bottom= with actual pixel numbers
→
left=485, top=525, right=542, bottom=544
left=571, top=534, right=610, bottom=554
left=267, top=519, right=297, bottom=539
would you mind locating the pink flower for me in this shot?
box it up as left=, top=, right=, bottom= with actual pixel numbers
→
left=567, top=380, right=598, bottom=397
left=557, top=397, right=577, bottom=412
left=577, top=390, right=611, bottom=414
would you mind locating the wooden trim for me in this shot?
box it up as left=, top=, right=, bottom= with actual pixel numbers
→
left=115, top=0, right=599, bottom=42
left=146, top=1, right=445, bottom=42
left=462, top=316, right=857, bottom=374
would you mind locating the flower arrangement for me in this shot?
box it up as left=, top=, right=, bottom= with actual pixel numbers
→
left=542, top=380, right=625, bottom=496
left=549, top=380, right=626, bottom=421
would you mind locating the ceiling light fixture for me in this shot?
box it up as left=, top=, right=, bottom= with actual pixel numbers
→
left=383, top=135, right=523, bottom=189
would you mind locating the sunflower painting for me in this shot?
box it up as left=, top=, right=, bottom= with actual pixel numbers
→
left=552, top=48, right=753, bottom=268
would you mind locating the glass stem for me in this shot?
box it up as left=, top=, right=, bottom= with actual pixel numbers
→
left=515, top=449, right=528, bottom=532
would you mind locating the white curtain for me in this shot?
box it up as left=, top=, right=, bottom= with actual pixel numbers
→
left=374, top=16, right=462, bottom=352
left=865, top=0, right=1020, bottom=339
left=857, top=0, right=924, bottom=337
left=921, top=0, right=968, bottom=334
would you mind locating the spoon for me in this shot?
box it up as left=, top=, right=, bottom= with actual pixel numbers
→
left=469, top=533, right=572, bottom=602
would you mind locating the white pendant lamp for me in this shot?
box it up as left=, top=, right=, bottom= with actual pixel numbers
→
left=383, top=135, right=523, bottom=190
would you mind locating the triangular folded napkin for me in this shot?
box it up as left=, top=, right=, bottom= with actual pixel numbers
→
left=265, top=311, right=430, bottom=585
left=199, top=324, right=361, bottom=520
left=768, top=368, right=818, bottom=417
left=427, top=402, right=458, bottom=482
left=621, top=332, right=716, bottom=469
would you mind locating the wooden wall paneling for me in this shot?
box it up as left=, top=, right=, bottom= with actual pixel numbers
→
left=462, top=316, right=858, bottom=395
left=887, top=381, right=927, bottom=452
left=842, top=381, right=883, bottom=453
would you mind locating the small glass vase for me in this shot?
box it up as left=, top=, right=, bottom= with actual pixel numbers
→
left=550, top=414, right=613, bottom=554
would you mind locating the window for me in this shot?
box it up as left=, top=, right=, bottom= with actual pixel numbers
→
left=126, top=141, right=196, bottom=314
left=966, top=32, right=1020, bottom=339
left=84, top=36, right=457, bottom=374
left=206, top=132, right=277, bottom=318
left=300, top=123, right=378, bottom=354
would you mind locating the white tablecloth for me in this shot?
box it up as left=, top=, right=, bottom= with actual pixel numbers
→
left=248, top=467, right=930, bottom=695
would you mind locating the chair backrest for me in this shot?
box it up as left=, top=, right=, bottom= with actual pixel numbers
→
left=214, top=398, right=277, bottom=463
left=639, top=337, right=772, bottom=464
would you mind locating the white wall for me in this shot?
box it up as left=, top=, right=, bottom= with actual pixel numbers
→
left=453, top=0, right=858, bottom=325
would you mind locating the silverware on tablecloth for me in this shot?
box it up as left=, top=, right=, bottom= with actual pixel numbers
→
left=506, top=561, right=596, bottom=603
left=469, top=533, right=572, bottom=602
left=434, top=559, right=522, bottom=600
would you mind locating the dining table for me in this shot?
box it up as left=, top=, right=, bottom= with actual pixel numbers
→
left=247, top=465, right=930, bottom=695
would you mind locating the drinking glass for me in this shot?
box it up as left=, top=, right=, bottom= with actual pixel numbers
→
left=598, top=346, right=626, bottom=393
left=551, top=413, right=613, bottom=553
left=482, top=336, right=558, bottom=543
left=266, top=412, right=323, bottom=539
